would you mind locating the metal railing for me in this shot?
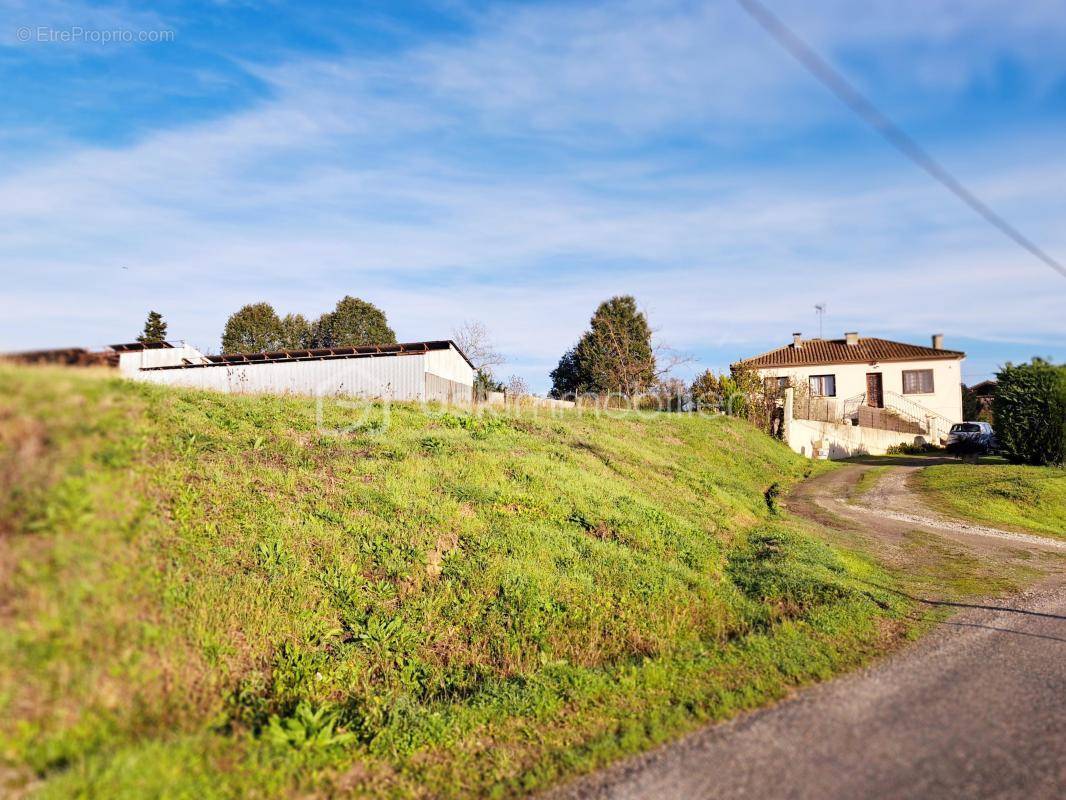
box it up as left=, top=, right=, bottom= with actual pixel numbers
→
left=790, top=388, right=952, bottom=440
left=840, top=393, right=867, bottom=422
left=882, top=391, right=955, bottom=440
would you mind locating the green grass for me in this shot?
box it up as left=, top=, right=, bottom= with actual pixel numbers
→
left=916, top=463, right=1066, bottom=538
left=0, top=366, right=913, bottom=798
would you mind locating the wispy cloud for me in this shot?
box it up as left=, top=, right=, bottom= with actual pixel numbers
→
left=1, top=0, right=1064, bottom=389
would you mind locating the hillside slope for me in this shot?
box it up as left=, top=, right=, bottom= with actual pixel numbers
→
left=0, top=367, right=908, bottom=798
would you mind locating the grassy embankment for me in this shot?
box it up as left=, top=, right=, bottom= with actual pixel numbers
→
left=1, top=366, right=912, bottom=798
left=917, top=462, right=1066, bottom=538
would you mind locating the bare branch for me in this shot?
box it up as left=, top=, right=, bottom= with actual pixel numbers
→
left=505, top=374, right=528, bottom=397
left=451, top=320, right=505, bottom=373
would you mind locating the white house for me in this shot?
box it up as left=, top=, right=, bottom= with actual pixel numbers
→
left=734, top=332, right=965, bottom=458
left=113, top=339, right=475, bottom=404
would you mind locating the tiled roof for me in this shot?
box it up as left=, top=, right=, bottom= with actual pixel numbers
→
left=734, top=337, right=964, bottom=369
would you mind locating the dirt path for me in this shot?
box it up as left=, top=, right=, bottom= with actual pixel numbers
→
left=547, top=464, right=1066, bottom=800
left=804, top=462, right=1066, bottom=552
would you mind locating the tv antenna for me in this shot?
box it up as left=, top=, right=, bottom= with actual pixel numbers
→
left=814, top=303, right=826, bottom=339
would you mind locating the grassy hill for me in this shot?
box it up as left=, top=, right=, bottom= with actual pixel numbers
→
left=0, top=366, right=909, bottom=798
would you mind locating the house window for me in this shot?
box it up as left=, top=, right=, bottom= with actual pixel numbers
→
left=809, top=374, right=836, bottom=397
left=902, top=369, right=934, bottom=394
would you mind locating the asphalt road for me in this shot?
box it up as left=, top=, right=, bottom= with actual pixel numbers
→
left=549, top=466, right=1066, bottom=800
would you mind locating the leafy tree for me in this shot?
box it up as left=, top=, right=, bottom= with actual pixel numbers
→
left=992, top=358, right=1066, bottom=466
left=473, top=368, right=504, bottom=400
left=221, top=302, right=284, bottom=354
left=137, top=310, right=168, bottom=344
left=960, top=383, right=995, bottom=423
left=574, top=296, right=656, bottom=396
left=549, top=296, right=689, bottom=400
left=314, top=296, right=396, bottom=348
left=962, top=384, right=983, bottom=422
left=690, top=369, right=725, bottom=410
left=279, top=313, right=313, bottom=350
left=549, top=346, right=586, bottom=398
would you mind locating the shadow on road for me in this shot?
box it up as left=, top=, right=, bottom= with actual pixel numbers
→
left=862, top=580, right=1066, bottom=622
left=938, top=620, right=1066, bottom=644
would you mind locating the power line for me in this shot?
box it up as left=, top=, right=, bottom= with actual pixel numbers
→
left=735, top=0, right=1066, bottom=280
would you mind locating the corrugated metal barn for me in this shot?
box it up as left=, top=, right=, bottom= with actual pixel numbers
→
left=116, top=340, right=474, bottom=403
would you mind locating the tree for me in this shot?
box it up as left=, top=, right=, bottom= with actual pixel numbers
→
left=452, top=320, right=506, bottom=397
left=505, top=374, right=529, bottom=398
left=992, top=359, right=1066, bottom=466
left=279, top=313, right=313, bottom=350
left=574, top=296, right=655, bottom=396
left=452, top=321, right=504, bottom=373
left=549, top=296, right=690, bottom=400
left=473, top=368, right=503, bottom=400
left=644, top=377, right=688, bottom=411
left=315, top=296, right=396, bottom=348
left=690, top=369, right=725, bottom=411
left=549, top=346, right=587, bottom=398
left=221, top=302, right=284, bottom=354
left=137, top=310, right=168, bottom=344
left=962, top=384, right=983, bottom=422
left=728, top=365, right=780, bottom=430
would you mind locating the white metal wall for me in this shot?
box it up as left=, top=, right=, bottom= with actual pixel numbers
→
left=424, top=347, right=474, bottom=386
left=425, top=373, right=473, bottom=404
left=118, top=345, right=208, bottom=376
left=136, top=354, right=429, bottom=400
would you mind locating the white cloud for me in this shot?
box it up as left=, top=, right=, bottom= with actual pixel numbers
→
left=1, top=0, right=1065, bottom=392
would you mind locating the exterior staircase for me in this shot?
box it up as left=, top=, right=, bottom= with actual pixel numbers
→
left=840, top=391, right=952, bottom=441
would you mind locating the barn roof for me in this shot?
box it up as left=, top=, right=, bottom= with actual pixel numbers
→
left=139, top=339, right=475, bottom=371
left=734, top=336, right=964, bottom=369
left=109, top=341, right=175, bottom=351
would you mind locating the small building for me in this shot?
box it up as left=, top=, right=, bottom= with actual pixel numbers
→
left=968, top=379, right=997, bottom=420
left=733, top=332, right=965, bottom=458
left=115, top=339, right=475, bottom=404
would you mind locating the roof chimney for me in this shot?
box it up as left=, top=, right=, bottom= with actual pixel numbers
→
left=845, top=331, right=859, bottom=346
left=932, top=333, right=944, bottom=350
left=792, top=332, right=803, bottom=348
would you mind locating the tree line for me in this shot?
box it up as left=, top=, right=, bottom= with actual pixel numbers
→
left=220, top=296, right=396, bottom=353
left=132, top=296, right=397, bottom=354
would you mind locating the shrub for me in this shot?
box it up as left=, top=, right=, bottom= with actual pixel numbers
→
left=764, top=482, right=781, bottom=515
left=886, top=441, right=938, bottom=456
left=992, top=359, right=1066, bottom=466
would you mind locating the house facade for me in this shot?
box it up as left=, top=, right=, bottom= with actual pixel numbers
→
left=734, top=332, right=965, bottom=458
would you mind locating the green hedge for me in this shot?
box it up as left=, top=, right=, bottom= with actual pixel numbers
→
left=992, top=359, right=1066, bottom=466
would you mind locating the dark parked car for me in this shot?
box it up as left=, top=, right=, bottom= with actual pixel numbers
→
left=946, top=421, right=998, bottom=455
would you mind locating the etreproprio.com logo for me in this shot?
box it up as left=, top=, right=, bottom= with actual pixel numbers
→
left=16, top=26, right=175, bottom=44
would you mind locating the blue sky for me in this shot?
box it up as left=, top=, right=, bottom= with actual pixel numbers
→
left=2, top=0, right=1065, bottom=391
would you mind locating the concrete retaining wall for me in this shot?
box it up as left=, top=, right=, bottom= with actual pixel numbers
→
left=786, top=417, right=931, bottom=459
